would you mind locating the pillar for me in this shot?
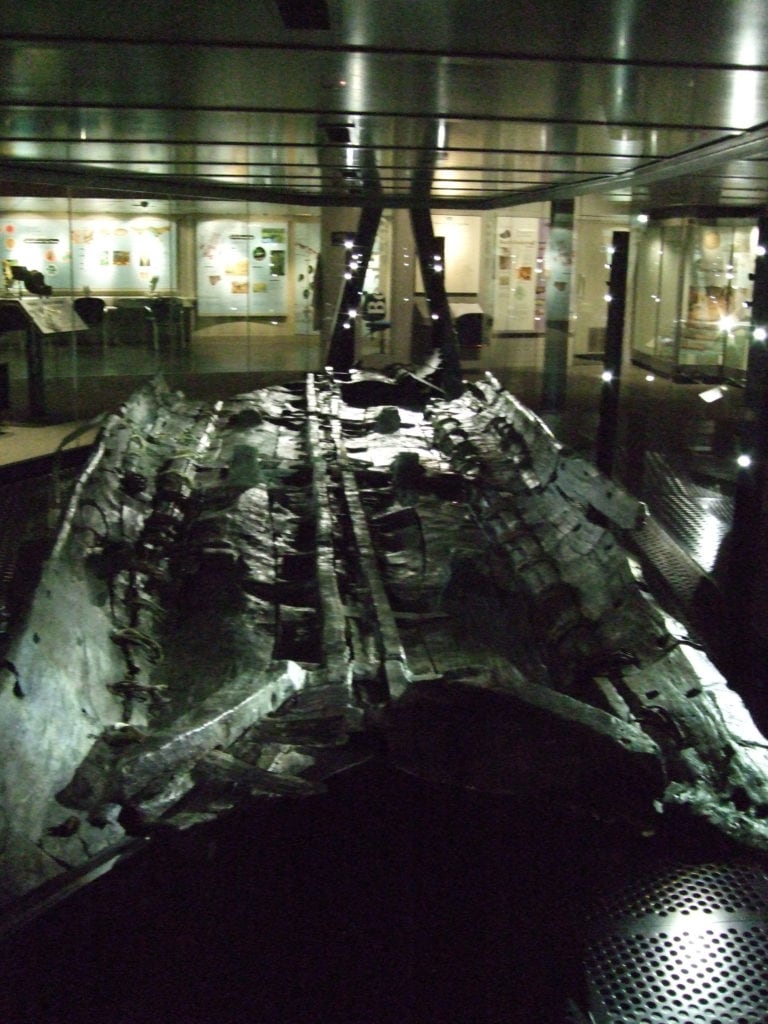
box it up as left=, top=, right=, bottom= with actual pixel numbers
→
left=541, top=200, right=574, bottom=412
left=595, top=231, right=629, bottom=477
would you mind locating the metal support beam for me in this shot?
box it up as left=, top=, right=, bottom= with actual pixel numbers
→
left=5, top=120, right=768, bottom=211
left=409, top=207, right=462, bottom=398
left=325, top=205, right=382, bottom=373
left=595, top=231, right=629, bottom=477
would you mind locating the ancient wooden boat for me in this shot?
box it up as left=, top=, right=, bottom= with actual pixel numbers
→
left=2, top=367, right=768, bottom=912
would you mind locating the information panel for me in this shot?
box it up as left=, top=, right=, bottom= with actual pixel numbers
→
left=1, top=215, right=175, bottom=293
left=493, top=216, right=546, bottom=333
left=415, top=215, right=481, bottom=295
left=196, top=220, right=288, bottom=317
left=22, top=297, right=87, bottom=335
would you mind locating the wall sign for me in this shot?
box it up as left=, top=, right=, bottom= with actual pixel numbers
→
left=196, top=220, right=288, bottom=317
left=1, top=215, right=175, bottom=294
left=416, top=215, right=481, bottom=294
left=493, top=216, right=546, bottom=333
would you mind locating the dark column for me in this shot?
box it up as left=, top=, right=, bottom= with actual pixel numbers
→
left=541, top=200, right=574, bottom=412
left=725, top=214, right=768, bottom=725
left=326, top=205, right=382, bottom=373
left=26, top=323, right=46, bottom=420
left=409, top=207, right=462, bottom=398
left=595, top=231, right=629, bottom=477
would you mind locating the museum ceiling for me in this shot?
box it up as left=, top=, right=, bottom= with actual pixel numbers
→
left=0, top=1, right=767, bottom=210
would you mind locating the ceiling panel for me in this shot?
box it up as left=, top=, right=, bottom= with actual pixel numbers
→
left=0, top=2, right=765, bottom=210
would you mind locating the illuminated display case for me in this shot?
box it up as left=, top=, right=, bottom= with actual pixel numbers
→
left=631, top=216, right=758, bottom=379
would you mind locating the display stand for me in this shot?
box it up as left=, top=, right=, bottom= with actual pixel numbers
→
left=0, top=298, right=87, bottom=420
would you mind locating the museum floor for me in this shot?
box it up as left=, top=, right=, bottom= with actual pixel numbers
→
left=1, top=332, right=768, bottom=1024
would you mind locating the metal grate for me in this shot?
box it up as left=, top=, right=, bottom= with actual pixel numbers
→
left=589, top=862, right=768, bottom=921
left=642, top=451, right=733, bottom=574
left=581, top=861, right=768, bottom=1024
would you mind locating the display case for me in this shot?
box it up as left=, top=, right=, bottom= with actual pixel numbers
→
left=631, top=216, right=758, bottom=379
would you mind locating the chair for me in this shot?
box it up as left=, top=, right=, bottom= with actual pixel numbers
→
left=106, top=302, right=158, bottom=349
left=73, top=295, right=107, bottom=347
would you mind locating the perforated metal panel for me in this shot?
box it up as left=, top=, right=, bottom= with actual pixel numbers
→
left=642, top=451, right=733, bottom=574
left=581, top=861, right=768, bottom=1024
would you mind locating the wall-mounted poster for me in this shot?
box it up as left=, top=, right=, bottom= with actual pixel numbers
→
left=433, top=215, right=481, bottom=294
left=196, top=220, right=288, bottom=317
left=415, top=215, right=481, bottom=294
left=1, top=216, right=175, bottom=293
left=493, top=216, right=545, bottom=332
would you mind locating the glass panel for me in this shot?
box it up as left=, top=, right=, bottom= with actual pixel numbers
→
left=656, top=222, right=684, bottom=365
left=725, top=224, right=757, bottom=376
left=571, top=220, right=625, bottom=357
left=0, top=196, right=326, bottom=422
left=631, top=222, right=663, bottom=365
left=679, top=221, right=756, bottom=376
left=293, top=216, right=321, bottom=336
left=680, top=223, right=733, bottom=371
